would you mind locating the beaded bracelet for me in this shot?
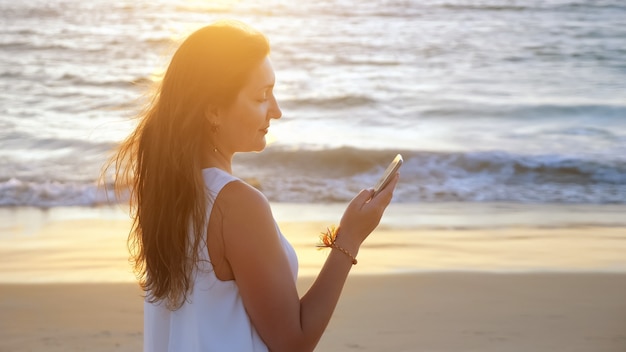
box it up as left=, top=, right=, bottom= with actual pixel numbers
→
left=316, top=225, right=358, bottom=265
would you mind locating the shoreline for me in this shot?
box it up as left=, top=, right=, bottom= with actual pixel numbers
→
left=3, top=202, right=626, bottom=232
left=1, top=203, right=625, bottom=283
left=1, top=272, right=625, bottom=351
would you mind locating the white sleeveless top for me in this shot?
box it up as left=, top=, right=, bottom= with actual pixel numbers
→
left=144, top=168, right=299, bottom=352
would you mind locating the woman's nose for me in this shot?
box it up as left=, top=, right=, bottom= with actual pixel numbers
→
left=270, top=97, right=282, bottom=119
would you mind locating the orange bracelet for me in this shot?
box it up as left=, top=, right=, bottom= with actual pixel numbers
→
left=316, top=225, right=358, bottom=265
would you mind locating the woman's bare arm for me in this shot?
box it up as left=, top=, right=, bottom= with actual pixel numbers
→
left=218, top=175, right=398, bottom=351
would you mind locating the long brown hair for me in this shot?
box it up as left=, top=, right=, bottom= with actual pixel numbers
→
left=106, top=21, right=270, bottom=309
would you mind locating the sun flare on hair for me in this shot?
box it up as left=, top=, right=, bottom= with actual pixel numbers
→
left=149, top=67, right=166, bottom=84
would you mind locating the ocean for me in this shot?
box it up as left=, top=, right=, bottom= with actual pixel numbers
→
left=1, top=0, right=625, bottom=207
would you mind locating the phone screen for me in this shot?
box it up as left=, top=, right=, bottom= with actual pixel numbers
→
left=373, top=154, right=403, bottom=196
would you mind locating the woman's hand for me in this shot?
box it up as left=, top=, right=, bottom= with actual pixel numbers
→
left=336, top=173, right=399, bottom=253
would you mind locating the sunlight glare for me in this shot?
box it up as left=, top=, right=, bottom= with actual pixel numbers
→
left=266, top=132, right=277, bottom=147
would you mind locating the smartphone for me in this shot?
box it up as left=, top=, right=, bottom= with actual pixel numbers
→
left=372, top=154, right=403, bottom=197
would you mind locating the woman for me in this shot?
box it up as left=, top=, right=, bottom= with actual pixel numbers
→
left=109, top=20, right=399, bottom=351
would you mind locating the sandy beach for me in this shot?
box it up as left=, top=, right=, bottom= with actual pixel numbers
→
left=1, top=204, right=625, bottom=351
left=1, top=273, right=625, bottom=352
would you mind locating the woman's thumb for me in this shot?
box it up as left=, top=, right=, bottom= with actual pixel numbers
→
left=351, top=189, right=374, bottom=207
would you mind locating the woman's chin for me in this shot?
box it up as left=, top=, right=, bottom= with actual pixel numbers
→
left=250, top=140, right=267, bottom=153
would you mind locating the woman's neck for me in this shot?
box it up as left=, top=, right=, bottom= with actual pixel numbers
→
left=202, top=149, right=233, bottom=174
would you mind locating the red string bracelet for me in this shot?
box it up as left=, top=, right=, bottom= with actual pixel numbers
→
left=316, top=225, right=358, bottom=265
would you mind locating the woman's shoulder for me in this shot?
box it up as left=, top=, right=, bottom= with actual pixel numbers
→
left=218, top=179, right=272, bottom=217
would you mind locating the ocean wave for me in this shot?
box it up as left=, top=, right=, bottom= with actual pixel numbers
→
left=235, top=147, right=626, bottom=204
left=239, top=147, right=626, bottom=180
left=420, top=103, right=626, bottom=120
left=439, top=1, right=626, bottom=12
left=0, top=178, right=115, bottom=207
left=334, top=56, right=401, bottom=66
left=552, top=1, right=626, bottom=11
left=280, top=95, right=376, bottom=109
left=54, top=73, right=140, bottom=89
left=440, top=4, right=529, bottom=12
left=0, top=134, right=114, bottom=154
left=512, top=104, right=626, bottom=119
left=0, top=5, right=61, bottom=19
left=0, top=40, right=83, bottom=52
left=2, top=147, right=625, bottom=208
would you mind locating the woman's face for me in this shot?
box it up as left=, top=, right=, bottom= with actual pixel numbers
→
left=215, top=57, right=282, bottom=154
